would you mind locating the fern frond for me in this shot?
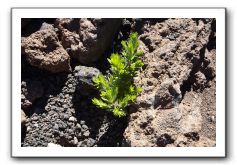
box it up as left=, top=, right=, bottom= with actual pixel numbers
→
left=92, top=98, right=110, bottom=109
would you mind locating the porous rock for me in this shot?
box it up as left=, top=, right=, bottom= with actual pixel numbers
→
left=135, top=18, right=213, bottom=109
left=55, top=18, right=122, bottom=64
left=124, top=18, right=216, bottom=147
left=74, top=65, right=100, bottom=96
left=21, top=23, right=71, bottom=73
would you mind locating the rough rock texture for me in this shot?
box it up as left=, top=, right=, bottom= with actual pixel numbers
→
left=124, top=18, right=216, bottom=147
left=134, top=18, right=213, bottom=109
left=21, top=80, right=44, bottom=110
left=21, top=23, right=71, bottom=73
left=22, top=66, right=127, bottom=147
left=74, top=66, right=100, bottom=96
left=124, top=88, right=216, bottom=147
left=55, top=18, right=122, bottom=64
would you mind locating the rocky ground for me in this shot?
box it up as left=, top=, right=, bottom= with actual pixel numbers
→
left=21, top=18, right=216, bottom=147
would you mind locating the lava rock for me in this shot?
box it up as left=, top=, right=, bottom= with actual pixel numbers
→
left=55, top=18, right=122, bottom=64
left=193, top=71, right=207, bottom=91
left=21, top=24, right=71, bottom=73
left=74, top=65, right=100, bottom=96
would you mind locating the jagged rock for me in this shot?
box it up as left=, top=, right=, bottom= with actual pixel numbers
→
left=21, top=80, right=44, bottom=110
left=40, top=22, right=55, bottom=31
left=21, top=24, right=71, bottom=73
left=203, top=49, right=216, bottom=79
left=124, top=108, right=181, bottom=147
left=74, top=65, right=100, bottom=96
left=55, top=18, right=122, bottom=64
left=193, top=71, right=207, bottom=91
left=124, top=91, right=208, bottom=147
left=135, top=18, right=213, bottom=110
left=154, top=79, right=182, bottom=109
left=124, top=18, right=215, bottom=147
left=178, top=92, right=203, bottom=134
left=174, top=135, right=215, bottom=147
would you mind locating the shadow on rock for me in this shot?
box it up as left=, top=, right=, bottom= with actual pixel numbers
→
left=72, top=78, right=128, bottom=146
left=71, top=91, right=105, bottom=140
left=96, top=115, right=128, bottom=147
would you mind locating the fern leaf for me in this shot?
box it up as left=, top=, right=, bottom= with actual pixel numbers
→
left=92, top=98, right=110, bottom=109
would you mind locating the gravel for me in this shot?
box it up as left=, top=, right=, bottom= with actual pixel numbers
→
left=22, top=64, right=128, bottom=147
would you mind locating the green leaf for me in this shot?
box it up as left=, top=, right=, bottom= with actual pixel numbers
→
left=134, top=59, right=144, bottom=68
left=100, top=85, right=118, bottom=103
left=108, top=53, right=125, bottom=71
left=129, top=85, right=135, bottom=93
left=129, top=32, right=139, bottom=50
left=112, top=108, right=126, bottom=117
left=136, top=50, right=143, bottom=56
left=92, top=74, right=108, bottom=90
left=136, top=86, right=143, bottom=93
left=121, top=41, right=127, bottom=51
left=91, top=32, right=144, bottom=118
left=92, top=98, right=110, bottom=109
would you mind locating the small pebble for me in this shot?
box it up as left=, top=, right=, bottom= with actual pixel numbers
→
left=83, top=130, right=90, bottom=137
left=53, top=124, right=59, bottom=130
left=68, top=129, right=74, bottom=134
left=82, top=125, right=88, bottom=130
left=80, top=120, right=86, bottom=125
left=73, top=137, right=78, bottom=145
left=68, top=116, right=77, bottom=122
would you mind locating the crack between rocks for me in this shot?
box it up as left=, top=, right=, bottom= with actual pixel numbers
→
left=180, top=47, right=206, bottom=99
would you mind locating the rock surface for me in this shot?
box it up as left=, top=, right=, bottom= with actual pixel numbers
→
left=134, top=18, right=213, bottom=109
left=22, top=66, right=127, bottom=147
left=55, top=18, right=122, bottom=64
left=21, top=24, right=71, bottom=73
left=74, top=65, right=100, bottom=96
left=124, top=18, right=216, bottom=147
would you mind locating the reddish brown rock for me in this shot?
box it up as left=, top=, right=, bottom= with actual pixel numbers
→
left=124, top=18, right=216, bottom=147
left=21, top=25, right=71, bottom=73
left=55, top=18, right=121, bottom=64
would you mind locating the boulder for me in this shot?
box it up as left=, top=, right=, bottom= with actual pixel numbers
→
left=124, top=18, right=216, bottom=147
left=124, top=91, right=207, bottom=147
left=74, top=65, right=100, bottom=96
left=55, top=18, right=122, bottom=64
left=21, top=23, right=71, bottom=73
left=135, top=18, right=213, bottom=110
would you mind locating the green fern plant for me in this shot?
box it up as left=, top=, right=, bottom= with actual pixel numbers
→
left=92, top=32, right=144, bottom=117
